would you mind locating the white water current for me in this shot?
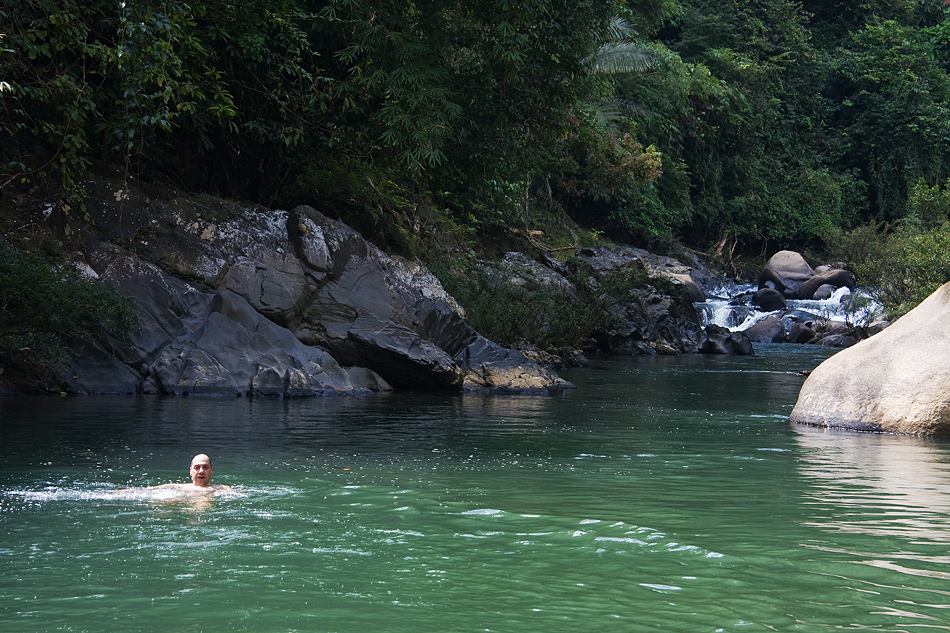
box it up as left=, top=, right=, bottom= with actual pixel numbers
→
left=697, top=282, right=882, bottom=332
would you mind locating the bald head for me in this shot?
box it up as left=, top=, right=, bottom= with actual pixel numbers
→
left=189, top=454, right=213, bottom=487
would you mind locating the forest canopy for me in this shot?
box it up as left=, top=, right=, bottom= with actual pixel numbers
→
left=5, top=0, right=950, bottom=266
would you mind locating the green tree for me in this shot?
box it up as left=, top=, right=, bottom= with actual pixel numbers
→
left=826, top=20, right=950, bottom=224
left=625, top=0, right=854, bottom=252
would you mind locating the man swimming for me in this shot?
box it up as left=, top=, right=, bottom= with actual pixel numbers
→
left=157, top=454, right=235, bottom=493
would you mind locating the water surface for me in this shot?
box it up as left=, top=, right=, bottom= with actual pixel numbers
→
left=2, top=345, right=950, bottom=632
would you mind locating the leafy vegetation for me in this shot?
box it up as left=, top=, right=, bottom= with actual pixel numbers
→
left=5, top=0, right=950, bottom=321
left=0, top=243, right=139, bottom=370
left=434, top=255, right=657, bottom=351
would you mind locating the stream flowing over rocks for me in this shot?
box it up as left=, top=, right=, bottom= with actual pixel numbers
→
left=698, top=250, right=886, bottom=348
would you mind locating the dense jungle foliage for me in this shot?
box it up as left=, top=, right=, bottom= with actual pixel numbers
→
left=4, top=0, right=950, bottom=319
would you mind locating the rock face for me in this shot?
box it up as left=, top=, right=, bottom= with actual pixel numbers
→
left=571, top=246, right=705, bottom=355
left=18, top=176, right=573, bottom=396
left=789, top=282, right=950, bottom=435
left=68, top=246, right=385, bottom=397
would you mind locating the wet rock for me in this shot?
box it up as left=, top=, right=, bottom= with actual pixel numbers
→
left=797, top=269, right=856, bottom=300
left=743, top=317, right=787, bottom=343
left=812, top=284, right=837, bottom=300
left=788, top=323, right=816, bottom=344
left=699, top=325, right=754, bottom=355
left=752, top=288, right=787, bottom=311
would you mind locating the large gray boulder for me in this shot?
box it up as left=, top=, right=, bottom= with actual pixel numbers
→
left=759, top=251, right=815, bottom=297
left=789, top=282, right=950, bottom=435
left=66, top=248, right=382, bottom=397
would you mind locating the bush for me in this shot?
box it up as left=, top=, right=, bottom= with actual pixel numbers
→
left=848, top=223, right=950, bottom=317
left=433, top=256, right=657, bottom=351
left=0, top=244, right=139, bottom=369
left=906, top=178, right=950, bottom=229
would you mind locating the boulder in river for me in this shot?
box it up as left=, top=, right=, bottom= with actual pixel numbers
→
left=752, top=288, right=788, bottom=311
left=699, top=325, right=754, bottom=355
left=759, top=250, right=815, bottom=298
left=789, top=281, right=950, bottom=435
left=743, top=317, right=787, bottom=343
left=788, top=322, right=817, bottom=344
left=757, top=250, right=854, bottom=300
left=797, top=269, right=856, bottom=301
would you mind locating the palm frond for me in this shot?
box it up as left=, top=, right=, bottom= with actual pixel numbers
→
left=586, top=42, right=654, bottom=75
left=604, top=16, right=637, bottom=43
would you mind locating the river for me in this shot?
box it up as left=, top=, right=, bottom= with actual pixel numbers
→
left=2, top=344, right=950, bottom=632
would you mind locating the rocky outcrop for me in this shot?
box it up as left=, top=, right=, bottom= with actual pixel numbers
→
left=789, top=282, right=950, bottom=435
left=12, top=176, right=573, bottom=395
left=63, top=246, right=384, bottom=396
left=571, top=246, right=705, bottom=355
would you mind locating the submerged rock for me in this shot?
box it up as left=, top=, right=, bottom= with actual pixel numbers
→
left=789, top=281, right=950, bottom=435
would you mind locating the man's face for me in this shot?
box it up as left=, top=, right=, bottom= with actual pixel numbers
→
left=190, top=455, right=213, bottom=487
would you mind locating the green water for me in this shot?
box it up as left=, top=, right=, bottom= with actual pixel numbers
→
left=2, top=345, right=950, bottom=633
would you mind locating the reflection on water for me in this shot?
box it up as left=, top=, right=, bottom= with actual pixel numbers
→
left=794, top=425, right=950, bottom=542
left=2, top=346, right=950, bottom=632
left=793, top=425, right=950, bottom=623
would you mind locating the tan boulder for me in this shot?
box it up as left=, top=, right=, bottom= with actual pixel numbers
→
left=789, top=282, right=950, bottom=435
